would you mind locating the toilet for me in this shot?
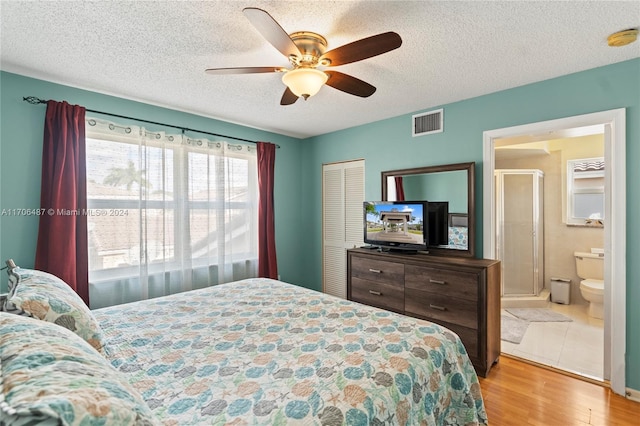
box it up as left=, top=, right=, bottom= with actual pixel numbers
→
left=574, top=251, right=604, bottom=319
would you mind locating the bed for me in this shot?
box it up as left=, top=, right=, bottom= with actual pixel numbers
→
left=448, top=213, right=469, bottom=250
left=1, top=264, right=488, bottom=425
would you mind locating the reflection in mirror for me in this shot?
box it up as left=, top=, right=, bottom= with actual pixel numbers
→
left=386, top=171, right=468, bottom=213
left=382, top=162, right=475, bottom=257
left=566, top=157, right=605, bottom=226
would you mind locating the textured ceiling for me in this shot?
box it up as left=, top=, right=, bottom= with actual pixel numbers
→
left=1, top=1, right=639, bottom=139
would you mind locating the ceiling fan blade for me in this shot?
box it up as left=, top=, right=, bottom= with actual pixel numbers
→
left=321, top=32, right=402, bottom=66
left=325, top=71, right=376, bottom=97
left=280, top=87, right=299, bottom=105
left=243, top=7, right=301, bottom=59
left=205, top=67, right=284, bottom=75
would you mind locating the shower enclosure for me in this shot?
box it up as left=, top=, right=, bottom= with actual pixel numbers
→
left=495, top=169, right=544, bottom=298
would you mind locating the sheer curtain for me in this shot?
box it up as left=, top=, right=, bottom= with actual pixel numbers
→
left=85, top=118, right=258, bottom=308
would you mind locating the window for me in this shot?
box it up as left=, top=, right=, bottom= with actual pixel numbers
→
left=85, top=118, right=258, bottom=306
left=566, top=157, right=604, bottom=225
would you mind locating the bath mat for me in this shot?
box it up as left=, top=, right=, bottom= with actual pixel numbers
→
left=501, top=315, right=530, bottom=344
left=505, top=308, right=573, bottom=322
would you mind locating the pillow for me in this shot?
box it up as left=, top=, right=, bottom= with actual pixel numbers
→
left=2, top=265, right=23, bottom=315
left=5, top=267, right=106, bottom=355
left=0, top=312, right=160, bottom=426
left=448, top=226, right=468, bottom=248
left=5, top=259, right=19, bottom=293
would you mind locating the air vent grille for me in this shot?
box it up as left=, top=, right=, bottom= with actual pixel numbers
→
left=412, top=109, right=443, bottom=136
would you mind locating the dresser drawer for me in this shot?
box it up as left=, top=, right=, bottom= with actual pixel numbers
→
left=351, top=256, right=404, bottom=285
left=404, top=289, right=478, bottom=330
left=405, top=265, right=478, bottom=301
left=350, top=277, right=404, bottom=313
left=440, top=323, right=479, bottom=361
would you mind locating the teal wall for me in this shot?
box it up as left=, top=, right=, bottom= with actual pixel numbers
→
left=301, top=59, right=639, bottom=390
left=2, top=58, right=639, bottom=390
left=0, top=71, right=305, bottom=289
left=401, top=171, right=467, bottom=213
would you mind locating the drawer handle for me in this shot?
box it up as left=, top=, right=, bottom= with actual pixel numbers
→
left=429, top=279, right=446, bottom=285
left=429, top=304, right=447, bottom=311
left=369, top=290, right=382, bottom=296
left=368, top=268, right=382, bottom=274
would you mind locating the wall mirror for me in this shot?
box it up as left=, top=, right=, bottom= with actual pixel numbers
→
left=382, top=162, right=475, bottom=257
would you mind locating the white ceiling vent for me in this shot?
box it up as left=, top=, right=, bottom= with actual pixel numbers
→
left=412, top=109, right=443, bottom=137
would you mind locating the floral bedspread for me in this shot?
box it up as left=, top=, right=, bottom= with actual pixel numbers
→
left=94, top=278, right=488, bottom=425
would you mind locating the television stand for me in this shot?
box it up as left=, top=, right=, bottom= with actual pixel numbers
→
left=360, top=244, right=379, bottom=250
left=388, top=248, right=419, bottom=254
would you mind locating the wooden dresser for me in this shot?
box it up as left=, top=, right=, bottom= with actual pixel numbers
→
left=347, top=248, right=501, bottom=377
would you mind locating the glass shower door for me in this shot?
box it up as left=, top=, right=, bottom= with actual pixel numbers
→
left=496, top=170, right=543, bottom=297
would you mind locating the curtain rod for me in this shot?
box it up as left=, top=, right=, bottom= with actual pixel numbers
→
left=22, top=96, right=279, bottom=148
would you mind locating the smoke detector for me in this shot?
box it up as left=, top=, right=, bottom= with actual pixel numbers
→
left=607, top=29, right=638, bottom=47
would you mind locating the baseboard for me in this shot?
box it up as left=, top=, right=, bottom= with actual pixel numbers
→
left=626, top=387, right=640, bottom=403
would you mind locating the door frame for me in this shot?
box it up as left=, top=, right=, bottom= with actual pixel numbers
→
left=482, top=108, right=626, bottom=395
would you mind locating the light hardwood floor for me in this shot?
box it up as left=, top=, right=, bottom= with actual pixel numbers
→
left=479, top=356, right=640, bottom=425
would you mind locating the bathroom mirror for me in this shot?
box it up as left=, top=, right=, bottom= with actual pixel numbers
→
left=382, top=162, right=475, bottom=257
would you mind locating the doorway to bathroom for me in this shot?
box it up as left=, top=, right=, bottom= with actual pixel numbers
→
left=483, top=109, right=626, bottom=396
left=495, top=132, right=605, bottom=382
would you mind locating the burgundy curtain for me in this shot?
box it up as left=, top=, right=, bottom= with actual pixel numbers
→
left=395, top=176, right=405, bottom=201
left=35, top=100, right=89, bottom=305
left=256, top=142, right=278, bottom=279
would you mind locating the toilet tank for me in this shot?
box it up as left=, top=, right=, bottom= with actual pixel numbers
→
left=574, top=252, right=604, bottom=280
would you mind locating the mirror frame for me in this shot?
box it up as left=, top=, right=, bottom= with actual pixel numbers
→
left=381, top=162, right=475, bottom=257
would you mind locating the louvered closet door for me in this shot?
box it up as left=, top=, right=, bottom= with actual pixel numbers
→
left=322, top=160, right=364, bottom=298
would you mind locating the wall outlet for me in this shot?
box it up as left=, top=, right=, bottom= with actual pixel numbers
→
left=626, top=387, right=640, bottom=403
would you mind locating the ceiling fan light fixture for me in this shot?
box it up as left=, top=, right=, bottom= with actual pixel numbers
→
left=207, top=9, right=402, bottom=105
left=282, top=68, right=328, bottom=99
left=607, top=28, right=638, bottom=47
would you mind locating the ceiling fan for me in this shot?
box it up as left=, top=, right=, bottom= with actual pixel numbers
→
left=205, top=7, right=402, bottom=105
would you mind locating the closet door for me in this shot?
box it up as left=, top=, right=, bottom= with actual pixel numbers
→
left=322, top=160, right=364, bottom=298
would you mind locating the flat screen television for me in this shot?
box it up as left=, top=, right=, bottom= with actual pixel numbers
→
left=427, top=201, right=449, bottom=247
left=363, top=201, right=428, bottom=252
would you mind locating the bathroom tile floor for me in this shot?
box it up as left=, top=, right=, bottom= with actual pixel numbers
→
left=501, top=303, right=604, bottom=380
